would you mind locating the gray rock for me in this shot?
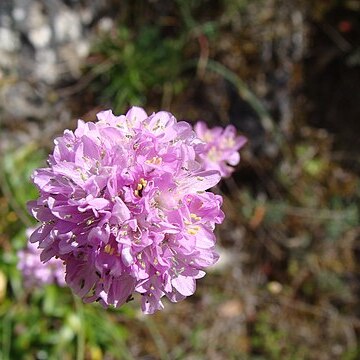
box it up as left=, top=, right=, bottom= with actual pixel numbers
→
left=0, top=81, right=49, bottom=119
left=0, top=0, right=115, bottom=137
left=0, top=27, right=19, bottom=52
left=53, top=8, right=82, bottom=43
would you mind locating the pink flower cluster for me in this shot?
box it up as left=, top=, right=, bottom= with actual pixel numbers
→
left=194, top=122, right=247, bottom=177
left=18, top=230, right=65, bottom=288
left=28, top=107, right=225, bottom=313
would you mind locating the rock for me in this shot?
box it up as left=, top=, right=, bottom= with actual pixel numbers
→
left=0, top=0, right=116, bottom=138
left=0, top=27, right=20, bottom=52
left=28, top=24, right=52, bottom=49
left=53, top=9, right=81, bottom=43
left=34, top=49, right=58, bottom=84
left=0, top=81, right=50, bottom=119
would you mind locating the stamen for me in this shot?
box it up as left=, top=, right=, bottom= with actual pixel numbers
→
left=187, top=226, right=200, bottom=235
left=190, top=213, right=201, bottom=221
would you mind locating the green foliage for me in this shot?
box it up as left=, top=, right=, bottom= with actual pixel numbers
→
left=0, top=142, right=43, bottom=234
left=251, top=312, right=309, bottom=360
left=341, top=347, right=360, bottom=360
left=90, top=25, right=186, bottom=112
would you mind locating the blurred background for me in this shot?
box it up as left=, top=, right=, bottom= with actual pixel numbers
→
left=0, top=0, right=360, bottom=359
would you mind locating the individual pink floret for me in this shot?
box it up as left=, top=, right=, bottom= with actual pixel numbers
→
left=28, top=107, right=224, bottom=313
left=194, top=122, right=247, bottom=177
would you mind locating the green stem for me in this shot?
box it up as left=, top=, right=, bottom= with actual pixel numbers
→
left=2, top=311, right=11, bottom=360
left=144, top=317, right=170, bottom=360
left=205, top=59, right=275, bottom=131
left=74, top=296, right=85, bottom=360
left=184, top=58, right=285, bottom=148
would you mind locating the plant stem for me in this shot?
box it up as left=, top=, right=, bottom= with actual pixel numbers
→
left=74, top=296, right=85, bottom=360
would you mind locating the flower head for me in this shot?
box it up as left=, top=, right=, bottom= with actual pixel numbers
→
left=17, top=229, right=65, bottom=288
left=194, top=122, right=247, bottom=177
left=28, top=107, right=224, bottom=313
